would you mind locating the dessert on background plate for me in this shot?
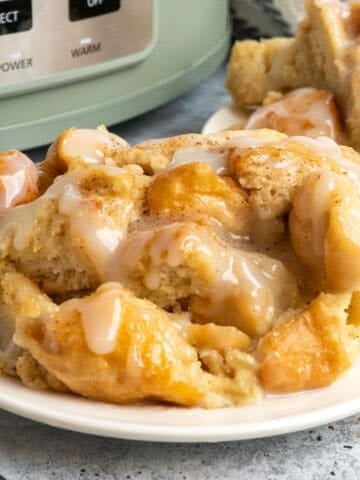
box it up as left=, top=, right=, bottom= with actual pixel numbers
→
left=1, top=126, right=360, bottom=408
left=222, top=0, right=360, bottom=149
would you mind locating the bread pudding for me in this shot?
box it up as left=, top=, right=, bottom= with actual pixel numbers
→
left=0, top=126, right=360, bottom=408
left=226, top=0, right=360, bottom=150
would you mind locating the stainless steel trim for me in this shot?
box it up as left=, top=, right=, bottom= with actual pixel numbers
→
left=0, top=0, right=153, bottom=85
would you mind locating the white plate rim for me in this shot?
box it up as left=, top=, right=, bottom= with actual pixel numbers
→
left=202, top=104, right=248, bottom=135
left=1, top=368, right=360, bottom=443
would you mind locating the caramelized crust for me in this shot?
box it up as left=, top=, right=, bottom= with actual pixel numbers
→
left=257, top=293, right=360, bottom=393
left=148, top=162, right=250, bottom=233
left=13, top=282, right=259, bottom=408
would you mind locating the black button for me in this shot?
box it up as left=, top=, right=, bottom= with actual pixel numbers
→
left=69, top=0, right=121, bottom=22
left=0, top=0, right=32, bottom=35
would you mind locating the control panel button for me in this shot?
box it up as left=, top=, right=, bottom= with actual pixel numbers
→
left=69, top=0, right=121, bottom=22
left=0, top=0, right=32, bottom=35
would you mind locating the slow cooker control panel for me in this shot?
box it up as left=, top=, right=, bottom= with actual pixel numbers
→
left=0, top=0, right=154, bottom=86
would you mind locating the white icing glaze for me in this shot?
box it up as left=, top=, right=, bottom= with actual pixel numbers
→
left=58, top=189, right=129, bottom=280
left=245, top=88, right=338, bottom=138
left=167, top=148, right=229, bottom=175
left=160, top=133, right=360, bottom=199
left=119, top=223, right=296, bottom=332
left=0, top=150, right=38, bottom=215
left=119, top=224, right=203, bottom=290
left=0, top=195, right=46, bottom=251
left=0, top=165, right=133, bottom=278
left=295, top=170, right=342, bottom=257
left=66, top=283, right=123, bottom=355
left=222, top=136, right=270, bottom=150
left=166, top=136, right=271, bottom=175
left=290, top=135, right=360, bottom=190
left=59, top=128, right=128, bottom=165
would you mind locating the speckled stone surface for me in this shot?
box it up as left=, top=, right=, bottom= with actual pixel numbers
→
left=1, top=64, right=360, bottom=480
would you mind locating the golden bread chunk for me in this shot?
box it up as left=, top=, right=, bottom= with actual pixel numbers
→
left=226, top=38, right=292, bottom=106
left=257, top=293, right=360, bottom=393
left=290, top=169, right=360, bottom=291
left=147, top=162, right=249, bottom=233
left=38, top=126, right=128, bottom=192
left=13, top=281, right=258, bottom=408
left=0, top=164, right=149, bottom=298
left=119, top=221, right=297, bottom=337
left=226, top=0, right=360, bottom=149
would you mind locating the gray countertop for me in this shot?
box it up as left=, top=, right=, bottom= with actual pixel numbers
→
left=2, top=65, right=360, bottom=480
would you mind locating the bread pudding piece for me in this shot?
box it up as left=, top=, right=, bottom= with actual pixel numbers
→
left=38, top=126, right=283, bottom=187
left=290, top=169, right=360, bottom=291
left=226, top=37, right=292, bottom=106
left=0, top=150, right=39, bottom=214
left=118, top=221, right=298, bottom=337
left=140, top=129, right=360, bottom=234
left=38, top=126, right=128, bottom=192
left=257, top=293, right=360, bottom=393
left=226, top=0, right=360, bottom=148
left=40, top=127, right=248, bottom=182
left=2, top=126, right=360, bottom=407
left=146, top=129, right=360, bottom=236
left=244, top=88, right=343, bottom=141
left=0, top=163, right=149, bottom=298
left=226, top=134, right=360, bottom=226
left=12, top=281, right=259, bottom=408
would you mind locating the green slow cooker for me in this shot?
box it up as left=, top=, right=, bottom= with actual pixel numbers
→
left=0, top=0, right=230, bottom=150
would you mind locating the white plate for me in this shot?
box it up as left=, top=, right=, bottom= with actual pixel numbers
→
left=1, top=360, right=360, bottom=442
left=202, top=104, right=249, bottom=135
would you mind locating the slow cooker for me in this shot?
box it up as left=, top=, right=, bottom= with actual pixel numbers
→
left=0, top=0, right=230, bottom=150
